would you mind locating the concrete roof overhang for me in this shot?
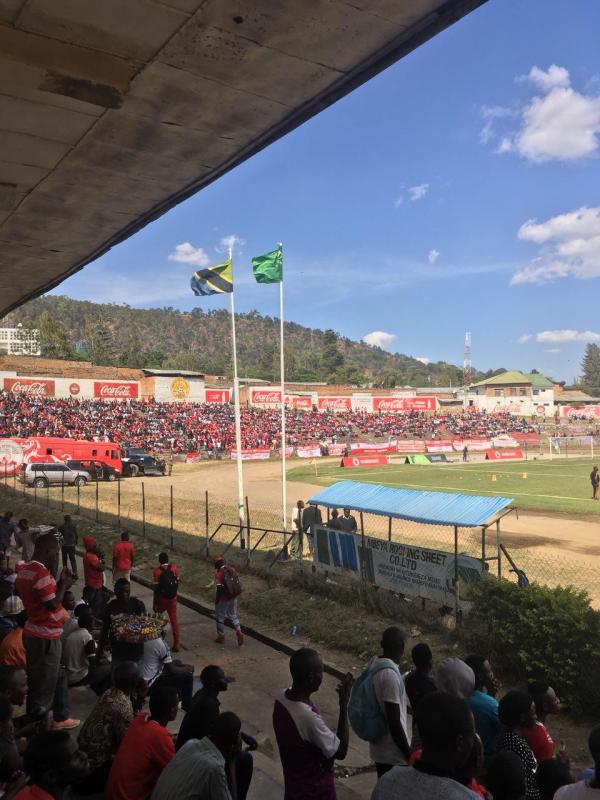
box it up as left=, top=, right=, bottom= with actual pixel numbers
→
left=0, top=0, right=486, bottom=317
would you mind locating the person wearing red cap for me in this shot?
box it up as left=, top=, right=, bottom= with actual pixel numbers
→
left=82, top=537, right=105, bottom=618
left=213, top=557, right=243, bottom=646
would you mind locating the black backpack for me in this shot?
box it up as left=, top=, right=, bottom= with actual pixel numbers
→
left=157, top=566, right=179, bottom=599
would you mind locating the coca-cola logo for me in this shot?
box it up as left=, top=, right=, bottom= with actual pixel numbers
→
left=319, top=398, right=351, bottom=410
left=94, top=382, right=138, bottom=399
left=253, top=390, right=281, bottom=403
left=4, top=378, right=55, bottom=396
left=376, top=399, right=405, bottom=411
left=69, top=383, right=80, bottom=396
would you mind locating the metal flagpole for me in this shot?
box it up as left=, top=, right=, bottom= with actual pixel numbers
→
left=279, top=253, right=287, bottom=541
left=229, top=246, right=246, bottom=547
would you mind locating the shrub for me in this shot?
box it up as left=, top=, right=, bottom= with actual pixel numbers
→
left=465, top=576, right=600, bottom=713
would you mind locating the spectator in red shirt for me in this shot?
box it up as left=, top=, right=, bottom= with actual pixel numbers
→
left=153, top=553, right=180, bottom=652
left=82, top=536, right=105, bottom=618
left=520, top=681, right=560, bottom=763
left=112, top=532, right=135, bottom=586
left=15, top=531, right=73, bottom=722
left=213, top=556, right=243, bottom=647
left=106, top=686, right=178, bottom=800
left=12, top=729, right=90, bottom=800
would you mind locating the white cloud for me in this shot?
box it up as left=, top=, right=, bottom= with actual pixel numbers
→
left=408, top=183, right=429, bottom=201
left=362, top=331, right=397, bottom=350
left=393, top=196, right=404, bottom=209
left=168, top=242, right=210, bottom=267
left=512, top=206, right=600, bottom=284
left=483, top=65, right=600, bottom=163
left=527, top=64, right=571, bottom=92
left=217, top=234, right=246, bottom=254
left=428, top=249, right=440, bottom=264
left=516, top=334, right=532, bottom=344
left=535, top=329, right=600, bottom=343
left=545, top=348, right=561, bottom=354
left=416, top=356, right=430, bottom=365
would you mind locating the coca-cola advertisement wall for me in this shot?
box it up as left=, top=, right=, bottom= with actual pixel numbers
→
left=4, top=377, right=55, bottom=396
left=373, top=396, right=437, bottom=412
left=560, top=405, right=600, bottom=419
left=93, top=382, right=139, bottom=399
left=290, top=396, right=312, bottom=410
left=205, top=389, right=230, bottom=404
left=251, top=389, right=282, bottom=406
left=317, top=397, right=352, bottom=412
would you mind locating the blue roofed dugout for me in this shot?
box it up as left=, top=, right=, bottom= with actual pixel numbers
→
left=307, top=480, right=513, bottom=527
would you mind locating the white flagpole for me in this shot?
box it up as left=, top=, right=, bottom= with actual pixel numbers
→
left=228, top=246, right=246, bottom=547
left=279, top=249, right=287, bottom=541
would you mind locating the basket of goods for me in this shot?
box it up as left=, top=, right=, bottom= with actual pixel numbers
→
left=111, top=613, right=165, bottom=644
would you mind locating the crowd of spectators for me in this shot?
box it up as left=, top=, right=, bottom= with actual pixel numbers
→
left=0, top=507, right=595, bottom=798
left=0, top=392, right=535, bottom=454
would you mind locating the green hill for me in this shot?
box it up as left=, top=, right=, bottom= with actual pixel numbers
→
left=3, top=295, right=471, bottom=387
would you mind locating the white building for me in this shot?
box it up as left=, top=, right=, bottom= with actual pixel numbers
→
left=466, top=371, right=555, bottom=417
left=0, top=326, right=40, bottom=356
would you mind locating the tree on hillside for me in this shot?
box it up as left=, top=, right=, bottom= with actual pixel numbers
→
left=37, top=311, right=73, bottom=359
left=320, top=329, right=344, bottom=378
left=581, top=344, right=600, bottom=387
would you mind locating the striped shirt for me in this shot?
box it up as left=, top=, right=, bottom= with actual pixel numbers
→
left=15, top=561, right=66, bottom=640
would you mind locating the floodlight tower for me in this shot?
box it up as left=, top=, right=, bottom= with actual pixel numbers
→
left=463, top=331, right=472, bottom=387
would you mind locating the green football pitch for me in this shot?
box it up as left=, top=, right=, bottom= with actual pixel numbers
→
left=287, top=457, right=599, bottom=516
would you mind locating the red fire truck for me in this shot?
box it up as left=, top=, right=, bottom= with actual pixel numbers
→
left=0, top=437, right=122, bottom=477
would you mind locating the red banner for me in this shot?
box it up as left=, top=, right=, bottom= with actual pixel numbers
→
left=205, top=389, right=230, bottom=404
left=485, top=449, right=524, bottom=460
left=350, top=441, right=397, bottom=454
left=425, top=440, right=453, bottom=453
left=560, top=405, right=600, bottom=419
left=317, top=397, right=352, bottom=412
left=452, top=439, right=492, bottom=452
left=229, top=448, right=271, bottom=461
left=373, top=396, right=437, bottom=412
left=251, top=389, right=281, bottom=405
left=4, top=377, right=55, bottom=397
left=342, top=456, right=389, bottom=468
left=94, top=381, right=138, bottom=399
left=396, top=440, right=426, bottom=452
left=290, top=396, right=312, bottom=410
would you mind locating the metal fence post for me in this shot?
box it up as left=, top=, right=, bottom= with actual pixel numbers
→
left=142, top=482, right=146, bottom=538
left=117, top=477, right=121, bottom=530
left=496, top=519, right=502, bottom=578
left=245, top=496, right=251, bottom=559
left=46, top=480, right=50, bottom=507
left=33, top=479, right=37, bottom=505
left=61, top=468, right=65, bottom=512
left=4, top=464, right=6, bottom=487
left=454, top=525, right=460, bottom=626
left=12, top=472, right=16, bottom=493
left=169, top=485, right=174, bottom=549
left=77, top=480, right=80, bottom=515
left=388, top=516, right=392, bottom=542
left=204, top=490, right=209, bottom=556
left=95, top=479, right=99, bottom=522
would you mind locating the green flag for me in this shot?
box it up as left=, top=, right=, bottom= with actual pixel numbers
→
left=252, top=245, right=283, bottom=284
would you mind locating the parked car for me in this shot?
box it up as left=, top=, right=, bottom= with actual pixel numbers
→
left=120, top=450, right=165, bottom=478
left=19, top=462, right=92, bottom=489
left=65, top=459, right=120, bottom=482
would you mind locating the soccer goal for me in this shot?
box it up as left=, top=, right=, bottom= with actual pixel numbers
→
left=547, top=435, right=596, bottom=460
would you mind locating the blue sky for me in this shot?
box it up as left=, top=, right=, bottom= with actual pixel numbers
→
left=52, top=0, right=599, bottom=382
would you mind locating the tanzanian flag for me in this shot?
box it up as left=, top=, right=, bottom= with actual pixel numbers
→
left=252, top=245, right=283, bottom=284
left=190, top=259, right=233, bottom=295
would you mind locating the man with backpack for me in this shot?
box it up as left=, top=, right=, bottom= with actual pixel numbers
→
left=348, top=627, right=410, bottom=779
left=213, top=556, right=243, bottom=646
left=153, top=553, right=180, bottom=653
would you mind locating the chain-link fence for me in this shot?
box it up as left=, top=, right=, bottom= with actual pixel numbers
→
left=1, top=471, right=599, bottom=619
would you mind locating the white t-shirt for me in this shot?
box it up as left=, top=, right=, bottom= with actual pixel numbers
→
left=372, top=765, right=479, bottom=800
left=61, top=617, right=79, bottom=640
left=555, top=783, right=600, bottom=799
left=62, top=627, right=93, bottom=684
left=142, top=637, right=172, bottom=685
left=368, top=657, right=409, bottom=766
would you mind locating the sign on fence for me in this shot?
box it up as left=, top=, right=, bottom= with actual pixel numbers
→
left=229, top=448, right=271, bottom=460
left=313, top=526, right=482, bottom=607
left=485, top=449, right=524, bottom=460
left=350, top=441, right=397, bottom=454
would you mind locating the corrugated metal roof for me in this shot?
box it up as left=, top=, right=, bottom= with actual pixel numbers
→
left=308, top=481, right=513, bottom=527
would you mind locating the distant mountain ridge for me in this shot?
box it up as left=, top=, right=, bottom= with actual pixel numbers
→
left=3, top=295, right=478, bottom=387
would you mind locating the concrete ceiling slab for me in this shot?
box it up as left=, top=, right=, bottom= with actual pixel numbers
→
left=0, top=0, right=487, bottom=317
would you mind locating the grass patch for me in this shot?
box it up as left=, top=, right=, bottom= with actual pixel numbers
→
left=289, top=457, right=599, bottom=516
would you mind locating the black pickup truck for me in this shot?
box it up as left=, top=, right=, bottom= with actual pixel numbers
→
left=120, top=447, right=165, bottom=477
